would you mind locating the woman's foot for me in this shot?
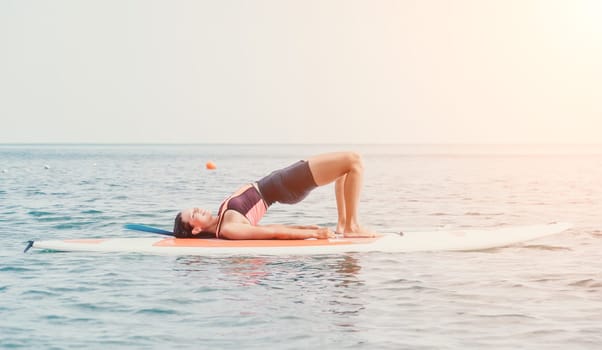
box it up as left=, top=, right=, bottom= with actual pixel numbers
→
left=342, top=225, right=377, bottom=238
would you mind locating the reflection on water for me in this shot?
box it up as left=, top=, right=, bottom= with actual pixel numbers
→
left=171, top=254, right=367, bottom=334
left=173, top=255, right=362, bottom=287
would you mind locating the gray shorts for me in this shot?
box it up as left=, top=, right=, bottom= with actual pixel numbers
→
left=256, top=160, right=318, bottom=206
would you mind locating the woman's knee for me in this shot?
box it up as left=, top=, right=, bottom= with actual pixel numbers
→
left=345, top=152, right=363, bottom=173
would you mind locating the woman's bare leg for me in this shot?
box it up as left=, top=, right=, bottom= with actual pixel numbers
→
left=335, top=175, right=346, bottom=233
left=307, top=152, right=373, bottom=237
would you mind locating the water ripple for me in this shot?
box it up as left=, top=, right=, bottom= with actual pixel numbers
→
left=2, top=144, right=602, bottom=349
left=568, top=279, right=602, bottom=289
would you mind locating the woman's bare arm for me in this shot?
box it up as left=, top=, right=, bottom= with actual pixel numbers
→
left=219, top=223, right=332, bottom=240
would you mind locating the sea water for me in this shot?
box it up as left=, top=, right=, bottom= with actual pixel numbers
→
left=1, top=144, right=601, bottom=349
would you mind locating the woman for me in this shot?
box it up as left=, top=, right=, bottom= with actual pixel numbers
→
left=173, top=152, right=374, bottom=240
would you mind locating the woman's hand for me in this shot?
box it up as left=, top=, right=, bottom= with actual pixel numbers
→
left=316, top=227, right=334, bottom=239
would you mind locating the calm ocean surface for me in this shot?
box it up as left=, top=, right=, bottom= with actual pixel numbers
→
left=1, top=144, right=601, bottom=349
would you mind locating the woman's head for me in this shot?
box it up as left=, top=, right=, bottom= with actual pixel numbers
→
left=173, top=212, right=193, bottom=238
left=173, top=208, right=213, bottom=238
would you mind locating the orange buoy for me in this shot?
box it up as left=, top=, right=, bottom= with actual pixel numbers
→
left=205, top=161, right=217, bottom=170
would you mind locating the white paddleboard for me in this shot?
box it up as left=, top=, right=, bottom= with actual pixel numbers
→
left=28, top=223, right=571, bottom=256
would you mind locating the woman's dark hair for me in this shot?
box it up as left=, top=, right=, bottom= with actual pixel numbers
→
left=173, top=212, right=193, bottom=238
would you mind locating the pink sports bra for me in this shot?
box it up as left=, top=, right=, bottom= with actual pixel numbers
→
left=215, top=184, right=268, bottom=238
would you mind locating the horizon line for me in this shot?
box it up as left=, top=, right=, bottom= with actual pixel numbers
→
left=2, top=142, right=602, bottom=146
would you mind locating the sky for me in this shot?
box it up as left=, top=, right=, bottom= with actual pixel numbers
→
left=1, top=0, right=601, bottom=144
